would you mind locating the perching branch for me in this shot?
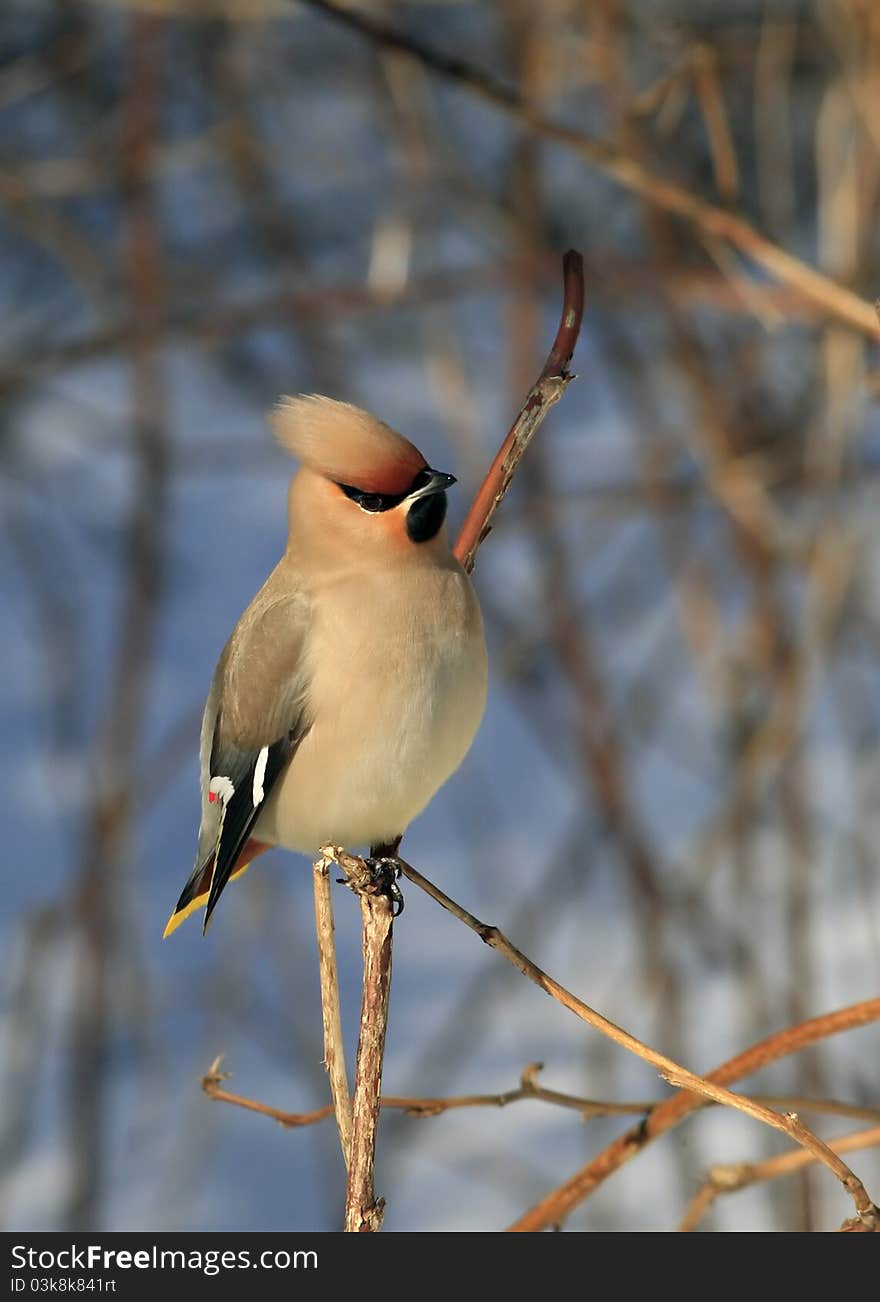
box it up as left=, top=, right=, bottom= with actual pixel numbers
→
left=327, top=848, right=395, bottom=1233
left=220, top=845, right=880, bottom=1230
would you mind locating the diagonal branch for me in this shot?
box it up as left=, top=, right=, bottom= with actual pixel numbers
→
left=453, top=249, right=584, bottom=573
left=510, top=994, right=880, bottom=1231
left=397, top=859, right=880, bottom=1231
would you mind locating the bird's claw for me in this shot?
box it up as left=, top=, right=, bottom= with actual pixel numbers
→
left=333, top=852, right=404, bottom=915
left=366, top=856, right=405, bottom=916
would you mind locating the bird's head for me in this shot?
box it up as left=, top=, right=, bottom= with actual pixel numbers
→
left=269, top=395, right=456, bottom=567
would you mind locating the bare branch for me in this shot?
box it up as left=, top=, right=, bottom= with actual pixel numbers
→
left=397, top=859, right=880, bottom=1231
left=329, top=849, right=395, bottom=1234
left=679, top=1124, right=880, bottom=1232
left=312, top=854, right=353, bottom=1168
left=202, top=1058, right=335, bottom=1129
left=512, top=997, right=880, bottom=1231
left=201, top=1059, right=880, bottom=1134
left=453, top=250, right=585, bottom=573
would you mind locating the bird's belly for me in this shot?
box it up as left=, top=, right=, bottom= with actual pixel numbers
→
left=255, top=625, right=486, bottom=855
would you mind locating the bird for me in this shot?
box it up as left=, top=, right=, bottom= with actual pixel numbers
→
left=164, top=395, right=487, bottom=936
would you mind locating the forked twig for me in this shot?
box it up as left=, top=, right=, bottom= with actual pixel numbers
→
left=345, top=891, right=394, bottom=1232
left=678, top=1124, right=880, bottom=1232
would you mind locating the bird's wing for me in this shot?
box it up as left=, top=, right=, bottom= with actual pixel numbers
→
left=166, top=584, right=313, bottom=935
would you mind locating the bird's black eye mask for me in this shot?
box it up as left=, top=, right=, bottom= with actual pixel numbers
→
left=336, top=466, right=454, bottom=543
left=336, top=466, right=436, bottom=514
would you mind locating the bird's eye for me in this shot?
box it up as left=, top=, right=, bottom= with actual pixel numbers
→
left=337, top=482, right=398, bottom=512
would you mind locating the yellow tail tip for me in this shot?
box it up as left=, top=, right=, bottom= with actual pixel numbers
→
left=161, top=861, right=252, bottom=939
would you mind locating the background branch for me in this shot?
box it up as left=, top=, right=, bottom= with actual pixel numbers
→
left=301, top=0, right=880, bottom=341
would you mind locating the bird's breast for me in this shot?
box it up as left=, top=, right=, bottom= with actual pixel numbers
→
left=256, top=563, right=487, bottom=853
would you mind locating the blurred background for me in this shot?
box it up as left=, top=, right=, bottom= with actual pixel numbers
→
left=2, top=0, right=880, bottom=1233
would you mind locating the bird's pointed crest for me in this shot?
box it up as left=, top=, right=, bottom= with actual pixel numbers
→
left=270, top=395, right=426, bottom=496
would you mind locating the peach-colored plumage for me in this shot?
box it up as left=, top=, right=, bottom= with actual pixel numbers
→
left=166, top=393, right=487, bottom=935
left=270, top=395, right=426, bottom=495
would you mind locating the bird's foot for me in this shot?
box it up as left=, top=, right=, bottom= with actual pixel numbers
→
left=319, top=844, right=405, bottom=916
left=364, top=856, right=405, bottom=916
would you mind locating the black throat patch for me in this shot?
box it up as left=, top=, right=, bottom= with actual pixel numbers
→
left=406, top=491, right=447, bottom=543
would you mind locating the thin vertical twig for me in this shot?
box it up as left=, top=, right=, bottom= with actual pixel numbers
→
left=312, top=855, right=353, bottom=1168
left=344, top=890, right=394, bottom=1232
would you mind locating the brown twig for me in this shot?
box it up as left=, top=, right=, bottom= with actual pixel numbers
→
left=397, top=860, right=880, bottom=1230
left=312, top=854, right=353, bottom=1167
left=208, top=850, right=880, bottom=1231
left=659, top=1074, right=880, bottom=1229
left=202, top=1058, right=335, bottom=1129
left=326, top=848, right=395, bottom=1233
left=201, top=1058, right=657, bottom=1126
left=201, top=1056, right=880, bottom=1132
left=511, top=997, right=880, bottom=1231
left=390, top=1063, right=647, bottom=1120
left=678, top=1124, right=880, bottom=1232
left=453, top=249, right=584, bottom=572
left=301, top=0, right=880, bottom=341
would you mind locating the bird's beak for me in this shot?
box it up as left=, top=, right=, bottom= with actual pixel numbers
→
left=408, top=469, right=457, bottom=501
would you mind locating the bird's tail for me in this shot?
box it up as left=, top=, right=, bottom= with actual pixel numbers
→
left=162, top=839, right=268, bottom=938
